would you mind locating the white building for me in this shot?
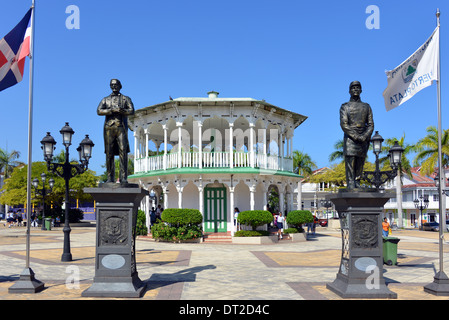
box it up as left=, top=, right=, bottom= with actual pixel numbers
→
left=384, top=167, right=449, bottom=228
left=128, top=91, right=307, bottom=234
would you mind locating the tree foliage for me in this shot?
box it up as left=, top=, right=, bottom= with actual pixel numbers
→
left=0, top=161, right=98, bottom=207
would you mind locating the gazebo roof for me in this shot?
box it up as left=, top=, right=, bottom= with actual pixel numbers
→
left=134, top=92, right=308, bottom=129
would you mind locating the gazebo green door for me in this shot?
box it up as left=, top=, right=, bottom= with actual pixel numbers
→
left=204, top=186, right=227, bottom=232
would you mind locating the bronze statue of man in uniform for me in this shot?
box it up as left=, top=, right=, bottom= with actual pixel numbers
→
left=97, top=79, right=135, bottom=184
left=340, top=81, right=374, bottom=189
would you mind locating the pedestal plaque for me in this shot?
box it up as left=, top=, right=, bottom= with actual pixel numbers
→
left=326, top=190, right=397, bottom=299
left=82, top=184, right=148, bottom=298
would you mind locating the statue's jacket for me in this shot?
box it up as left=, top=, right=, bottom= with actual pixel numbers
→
left=339, top=100, right=374, bottom=157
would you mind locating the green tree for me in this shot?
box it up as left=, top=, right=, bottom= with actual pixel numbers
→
left=0, top=161, right=98, bottom=207
left=292, top=150, right=317, bottom=177
left=413, top=126, right=449, bottom=176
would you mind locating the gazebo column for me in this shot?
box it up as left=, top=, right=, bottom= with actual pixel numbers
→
left=280, top=131, right=284, bottom=171
left=163, top=186, right=168, bottom=209
left=250, top=184, right=255, bottom=210
left=133, top=132, right=138, bottom=172
left=297, top=181, right=302, bottom=210
left=263, top=128, right=267, bottom=169
left=229, top=123, right=233, bottom=169
left=230, top=186, right=235, bottom=235
left=163, top=124, right=168, bottom=170
left=177, top=122, right=182, bottom=168
left=144, top=128, right=149, bottom=172
left=198, top=122, right=203, bottom=169
left=249, top=123, right=255, bottom=168
left=279, top=189, right=285, bottom=214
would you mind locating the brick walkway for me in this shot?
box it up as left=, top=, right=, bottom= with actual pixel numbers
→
left=0, top=225, right=448, bottom=301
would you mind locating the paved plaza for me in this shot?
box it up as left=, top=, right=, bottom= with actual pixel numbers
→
left=0, top=224, right=448, bottom=301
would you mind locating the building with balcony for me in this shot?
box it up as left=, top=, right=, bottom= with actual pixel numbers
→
left=128, top=91, right=307, bottom=234
left=383, top=167, right=449, bottom=228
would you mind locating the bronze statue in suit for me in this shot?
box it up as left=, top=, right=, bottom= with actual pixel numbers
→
left=340, top=81, right=374, bottom=189
left=97, top=79, right=135, bottom=184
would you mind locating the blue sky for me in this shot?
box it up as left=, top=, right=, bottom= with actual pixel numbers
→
left=0, top=0, right=448, bottom=175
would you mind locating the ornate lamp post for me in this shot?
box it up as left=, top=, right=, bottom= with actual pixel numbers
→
left=32, top=173, right=54, bottom=230
left=413, top=195, right=429, bottom=230
left=361, top=131, right=404, bottom=189
left=40, top=122, right=94, bottom=262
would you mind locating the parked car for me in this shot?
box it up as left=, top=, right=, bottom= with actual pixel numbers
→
left=421, top=222, right=439, bottom=232
left=446, top=220, right=449, bottom=232
left=317, top=219, right=328, bottom=227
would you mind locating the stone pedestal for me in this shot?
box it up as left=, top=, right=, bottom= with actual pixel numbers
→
left=82, top=184, right=148, bottom=298
left=326, top=190, right=397, bottom=299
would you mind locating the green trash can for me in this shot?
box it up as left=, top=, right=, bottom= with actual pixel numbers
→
left=45, top=218, right=52, bottom=230
left=383, top=237, right=400, bottom=265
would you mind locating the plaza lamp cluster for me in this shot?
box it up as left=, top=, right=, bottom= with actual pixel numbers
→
left=32, top=173, right=54, bottom=230
left=40, top=122, right=94, bottom=262
left=361, top=131, right=404, bottom=190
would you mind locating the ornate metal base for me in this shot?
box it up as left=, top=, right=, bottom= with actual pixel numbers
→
left=424, top=271, right=449, bottom=296
left=81, top=185, right=148, bottom=298
left=8, top=267, right=45, bottom=294
left=326, top=190, right=397, bottom=299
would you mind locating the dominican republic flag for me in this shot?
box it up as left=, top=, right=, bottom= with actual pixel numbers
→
left=0, top=8, right=32, bottom=92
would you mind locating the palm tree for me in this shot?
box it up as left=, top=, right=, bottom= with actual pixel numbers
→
left=0, top=148, right=23, bottom=179
left=380, top=134, right=414, bottom=179
left=329, top=139, right=344, bottom=163
left=292, top=150, right=317, bottom=177
left=379, top=134, right=415, bottom=228
left=413, top=126, right=449, bottom=176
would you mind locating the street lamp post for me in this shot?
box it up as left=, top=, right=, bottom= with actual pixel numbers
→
left=32, top=173, right=54, bottom=230
left=413, top=195, right=429, bottom=230
left=320, top=199, right=333, bottom=222
left=361, top=131, right=404, bottom=190
left=40, top=122, right=94, bottom=262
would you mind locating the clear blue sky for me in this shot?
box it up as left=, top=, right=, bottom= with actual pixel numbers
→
left=0, top=0, right=448, bottom=175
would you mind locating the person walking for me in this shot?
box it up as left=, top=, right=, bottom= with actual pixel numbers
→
left=277, top=212, right=285, bottom=239
left=382, top=217, right=390, bottom=237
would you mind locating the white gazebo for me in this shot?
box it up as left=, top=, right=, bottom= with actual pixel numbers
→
left=128, top=91, right=307, bottom=235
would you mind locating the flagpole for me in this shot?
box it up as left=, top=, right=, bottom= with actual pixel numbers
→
left=9, top=0, right=44, bottom=294
left=424, top=8, right=449, bottom=296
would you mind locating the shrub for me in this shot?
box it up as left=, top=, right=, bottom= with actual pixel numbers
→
left=284, top=227, right=299, bottom=234
left=161, top=208, right=203, bottom=226
left=152, top=208, right=203, bottom=242
left=234, top=230, right=270, bottom=237
left=136, top=209, right=148, bottom=236
left=237, top=210, right=273, bottom=231
left=286, top=210, right=313, bottom=231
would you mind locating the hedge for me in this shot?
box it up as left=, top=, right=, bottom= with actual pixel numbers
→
left=286, top=210, right=313, bottom=229
left=152, top=208, right=203, bottom=242
left=237, top=210, right=273, bottom=230
left=161, top=208, right=203, bottom=226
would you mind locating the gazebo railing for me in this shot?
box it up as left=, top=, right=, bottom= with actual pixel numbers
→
left=135, top=151, right=293, bottom=174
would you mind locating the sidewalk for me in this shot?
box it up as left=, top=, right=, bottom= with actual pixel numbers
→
left=0, top=225, right=448, bottom=300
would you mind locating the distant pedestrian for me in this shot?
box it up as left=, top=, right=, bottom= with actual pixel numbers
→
left=234, top=207, right=240, bottom=231
left=382, top=218, right=390, bottom=237
left=156, top=204, right=163, bottom=220
left=150, top=207, right=156, bottom=226
left=277, top=212, right=285, bottom=239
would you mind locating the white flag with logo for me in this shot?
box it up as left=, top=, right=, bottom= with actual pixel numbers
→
left=383, top=27, right=439, bottom=111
